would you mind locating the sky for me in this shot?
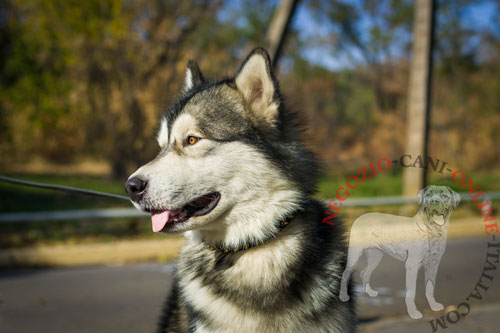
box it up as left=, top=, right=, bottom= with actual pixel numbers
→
left=292, top=0, right=500, bottom=71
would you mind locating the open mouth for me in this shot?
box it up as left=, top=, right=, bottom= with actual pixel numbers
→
left=427, top=207, right=449, bottom=225
left=430, top=207, right=447, bottom=216
left=150, top=192, right=220, bottom=232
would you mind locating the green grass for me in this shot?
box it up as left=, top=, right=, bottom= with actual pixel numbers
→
left=428, top=171, right=500, bottom=193
left=317, top=170, right=500, bottom=199
left=317, top=173, right=402, bottom=199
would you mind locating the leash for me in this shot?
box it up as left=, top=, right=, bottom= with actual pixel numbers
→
left=0, top=175, right=130, bottom=201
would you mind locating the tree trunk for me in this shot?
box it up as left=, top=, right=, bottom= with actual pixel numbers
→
left=403, top=0, right=435, bottom=197
left=266, top=0, right=299, bottom=68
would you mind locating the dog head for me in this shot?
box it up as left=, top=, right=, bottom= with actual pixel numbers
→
left=124, top=48, right=317, bottom=244
left=418, top=185, right=460, bottom=226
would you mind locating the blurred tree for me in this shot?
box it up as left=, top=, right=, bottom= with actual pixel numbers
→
left=0, top=0, right=222, bottom=178
left=294, top=0, right=500, bottom=172
left=0, top=0, right=498, bottom=179
left=0, top=0, right=76, bottom=162
left=307, top=0, right=414, bottom=111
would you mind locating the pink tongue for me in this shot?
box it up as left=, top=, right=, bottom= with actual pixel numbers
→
left=151, top=211, right=172, bottom=232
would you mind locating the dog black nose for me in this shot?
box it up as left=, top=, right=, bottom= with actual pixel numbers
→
left=124, top=177, right=147, bottom=201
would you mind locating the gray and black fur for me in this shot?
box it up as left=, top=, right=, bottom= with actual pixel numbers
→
left=126, top=48, right=356, bottom=332
left=162, top=50, right=318, bottom=197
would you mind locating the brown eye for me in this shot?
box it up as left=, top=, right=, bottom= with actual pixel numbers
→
left=186, top=136, right=200, bottom=145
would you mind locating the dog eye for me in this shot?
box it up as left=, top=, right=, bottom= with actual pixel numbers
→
left=186, top=136, right=200, bottom=146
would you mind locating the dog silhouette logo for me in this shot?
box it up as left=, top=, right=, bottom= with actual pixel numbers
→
left=339, top=185, right=461, bottom=319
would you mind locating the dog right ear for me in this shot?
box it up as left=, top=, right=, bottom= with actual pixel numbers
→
left=235, top=47, right=280, bottom=127
left=447, top=186, right=461, bottom=209
left=182, top=60, right=205, bottom=93
left=417, top=185, right=430, bottom=205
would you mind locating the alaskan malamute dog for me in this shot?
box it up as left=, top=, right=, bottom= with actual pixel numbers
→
left=125, top=48, right=356, bottom=332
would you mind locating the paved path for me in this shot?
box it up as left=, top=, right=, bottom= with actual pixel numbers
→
left=0, top=237, right=498, bottom=332
left=0, top=264, right=174, bottom=333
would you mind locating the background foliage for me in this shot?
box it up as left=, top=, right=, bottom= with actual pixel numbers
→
left=0, top=0, right=499, bottom=179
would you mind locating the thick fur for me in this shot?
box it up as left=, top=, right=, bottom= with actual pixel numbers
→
left=159, top=203, right=355, bottom=332
left=127, top=48, right=356, bottom=332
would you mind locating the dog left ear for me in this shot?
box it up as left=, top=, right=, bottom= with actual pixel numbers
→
left=235, top=48, right=280, bottom=126
left=448, top=187, right=461, bottom=208
left=182, top=60, right=205, bottom=93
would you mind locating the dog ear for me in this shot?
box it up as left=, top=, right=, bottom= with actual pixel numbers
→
left=156, top=117, right=169, bottom=147
left=235, top=48, right=280, bottom=126
left=417, top=186, right=429, bottom=205
left=183, top=60, right=205, bottom=93
left=447, top=186, right=461, bottom=208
